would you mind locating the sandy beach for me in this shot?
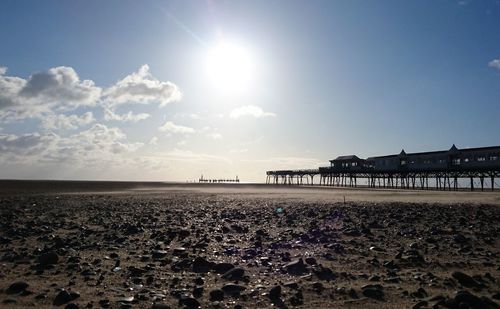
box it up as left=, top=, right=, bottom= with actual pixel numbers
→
left=1, top=181, right=499, bottom=308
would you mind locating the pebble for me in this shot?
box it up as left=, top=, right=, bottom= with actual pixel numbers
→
left=38, top=251, right=59, bottom=266
left=221, top=267, right=245, bottom=280
left=222, top=284, right=246, bottom=295
left=213, top=262, right=235, bottom=274
left=6, top=281, right=29, bottom=294
left=284, top=258, right=307, bottom=275
left=452, top=271, right=481, bottom=288
left=269, top=285, right=281, bottom=300
left=209, top=289, right=224, bottom=301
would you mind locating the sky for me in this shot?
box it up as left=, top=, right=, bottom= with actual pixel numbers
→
left=0, top=0, right=499, bottom=182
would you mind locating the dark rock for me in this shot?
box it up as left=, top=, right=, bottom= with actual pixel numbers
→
left=152, top=304, right=171, bottom=309
left=312, top=282, right=324, bottom=294
left=221, top=267, right=245, bottom=280
left=179, top=296, right=200, bottom=308
left=192, top=257, right=212, bottom=273
left=209, top=289, right=224, bottom=301
left=152, top=250, right=168, bottom=259
left=453, top=291, right=489, bottom=308
left=269, top=285, right=281, bottom=300
left=6, top=281, right=29, bottom=294
left=64, top=304, right=79, bottom=309
left=452, top=271, right=482, bottom=288
left=305, top=257, right=317, bottom=265
left=222, top=284, right=245, bottom=295
left=412, top=300, right=428, bottom=309
left=213, top=262, right=235, bottom=274
left=38, top=251, right=59, bottom=266
left=283, top=281, right=299, bottom=289
left=53, top=290, right=73, bottom=306
left=193, top=287, right=203, bottom=298
left=314, top=266, right=336, bottom=281
left=361, top=285, right=384, bottom=301
left=284, top=258, right=307, bottom=275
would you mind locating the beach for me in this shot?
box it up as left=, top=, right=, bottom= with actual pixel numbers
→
left=0, top=181, right=499, bottom=308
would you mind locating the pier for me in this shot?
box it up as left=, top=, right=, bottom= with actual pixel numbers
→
left=266, top=145, right=500, bottom=191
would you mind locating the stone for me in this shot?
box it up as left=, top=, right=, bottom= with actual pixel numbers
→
left=269, top=285, right=281, bottom=300
left=179, top=297, right=200, bottom=308
left=361, top=285, right=384, bottom=301
left=284, top=258, right=307, bottom=275
left=213, top=262, right=235, bottom=274
left=152, top=250, right=168, bottom=259
left=221, top=284, right=245, bottom=295
left=305, top=257, right=317, bottom=265
left=6, top=281, right=29, bottom=294
left=192, top=256, right=212, bottom=273
left=221, top=267, right=245, bottom=280
left=209, top=289, right=224, bottom=301
left=151, top=304, right=171, bottom=309
left=452, top=271, right=481, bottom=288
left=53, top=290, right=73, bottom=306
left=38, top=251, right=59, bottom=266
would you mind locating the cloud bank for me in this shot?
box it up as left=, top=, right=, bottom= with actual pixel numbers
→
left=230, top=105, right=276, bottom=119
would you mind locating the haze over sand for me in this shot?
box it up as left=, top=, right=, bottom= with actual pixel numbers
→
left=0, top=181, right=499, bottom=308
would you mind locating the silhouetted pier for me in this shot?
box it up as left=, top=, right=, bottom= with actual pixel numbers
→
left=266, top=145, right=500, bottom=191
left=199, top=175, right=240, bottom=183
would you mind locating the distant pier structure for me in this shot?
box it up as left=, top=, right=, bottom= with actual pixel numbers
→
left=199, top=175, right=240, bottom=183
left=266, top=145, right=500, bottom=191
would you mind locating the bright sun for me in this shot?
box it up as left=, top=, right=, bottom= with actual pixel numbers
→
left=205, top=41, right=255, bottom=93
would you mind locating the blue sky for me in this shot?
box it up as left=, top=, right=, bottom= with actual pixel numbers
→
left=0, top=0, right=499, bottom=181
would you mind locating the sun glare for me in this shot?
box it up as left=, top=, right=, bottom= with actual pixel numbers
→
left=205, top=41, right=255, bottom=94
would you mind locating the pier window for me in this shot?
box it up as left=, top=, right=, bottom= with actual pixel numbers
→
left=452, top=158, right=461, bottom=165
left=423, top=159, right=431, bottom=164
left=464, top=158, right=469, bottom=163
left=490, top=155, right=498, bottom=161
left=477, top=157, right=486, bottom=162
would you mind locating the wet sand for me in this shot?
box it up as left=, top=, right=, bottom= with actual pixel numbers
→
left=0, top=181, right=499, bottom=308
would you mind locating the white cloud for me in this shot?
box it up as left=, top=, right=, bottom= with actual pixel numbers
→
left=488, top=59, right=500, bottom=70
left=149, top=136, right=158, bottom=145
left=158, top=121, right=195, bottom=134
left=0, top=124, right=143, bottom=165
left=0, top=64, right=181, bottom=121
left=207, top=132, right=222, bottom=140
left=104, top=64, right=182, bottom=107
left=0, top=66, right=101, bottom=119
left=230, top=148, right=248, bottom=153
left=229, top=105, right=276, bottom=119
left=104, top=108, right=150, bottom=123
left=41, top=112, right=95, bottom=130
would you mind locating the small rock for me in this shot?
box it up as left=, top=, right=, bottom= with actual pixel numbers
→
left=151, top=303, right=170, bottom=309
left=361, top=285, right=384, bottom=301
left=305, top=257, right=317, bottom=265
left=221, top=284, right=245, bottom=295
left=179, top=297, right=200, bottom=308
left=192, top=257, right=212, bottom=273
left=53, top=290, right=73, bottom=306
left=213, top=262, right=235, bottom=274
left=452, top=271, right=481, bottom=288
left=6, top=281, right=29, bottom=294
left=209, top=289, right=224, bottom=301
left=38, top=251, right=59, bottom=266
left=269, top=285, right=281, bottom=300
left=284, top=258, right=307, bottom=275
left=151, top=304, right=171, bottom=309
left=221, top=267, right=245, bottom=280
